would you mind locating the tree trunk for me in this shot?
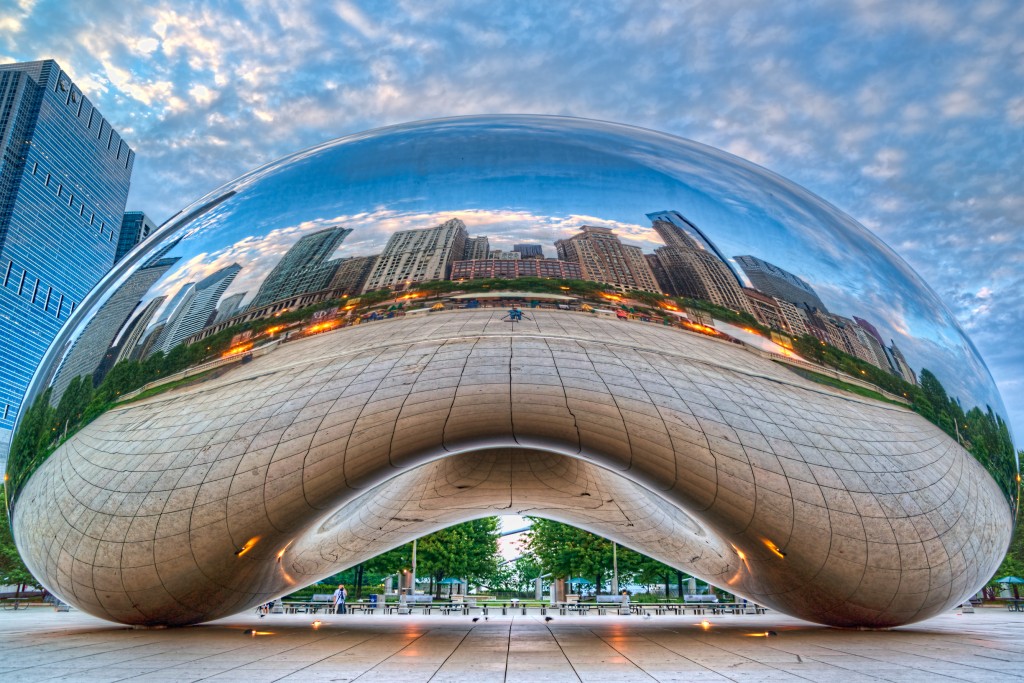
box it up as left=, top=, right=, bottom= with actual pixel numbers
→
left=596, top=574, right=601, bottom=595
left=677, top=570, right=684, bottom=601
left=664, top=575, right=670, bottom=600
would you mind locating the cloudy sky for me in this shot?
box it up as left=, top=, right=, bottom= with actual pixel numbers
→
left=3, top=0, right=1022, bottom=439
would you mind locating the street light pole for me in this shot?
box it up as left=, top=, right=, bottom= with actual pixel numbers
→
left=612, top=541, right=618, bottom=595
left=411, top=538, right=417, bottom=595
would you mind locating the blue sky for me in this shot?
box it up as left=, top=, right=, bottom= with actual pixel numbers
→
left=3, top=0, right=1022, bottom=440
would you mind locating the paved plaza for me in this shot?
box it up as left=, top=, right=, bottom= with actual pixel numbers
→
left=2, top=607, right=1023, bottom=682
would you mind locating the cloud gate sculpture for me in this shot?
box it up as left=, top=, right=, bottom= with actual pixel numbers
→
left=6, top=116, right=1015, bottom=629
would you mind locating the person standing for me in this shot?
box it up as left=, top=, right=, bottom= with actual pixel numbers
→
left=333, top=584, right=348, bottom=614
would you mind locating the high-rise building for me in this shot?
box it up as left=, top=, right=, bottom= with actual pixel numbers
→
left=363, top=219, right=468, bottom=292
left=652, top=243, right=753, bottom=315
left=645, top=253, right=673, bottom=294
left=743, top=289, right=789, bottom=332
left=775, top=297, right=811, bottom=337
left=115, top=211, right=157, bottom=263
left=113, top=295, right=165, bottom=364
left=49, top=255, right=178, bottom=400
left=513, top=244, right=545, bottom=259
left=646, top=210, right=737, bottom=272
left=328, top=255, right=378, bottom=296
left=889, top=341, right=917, bottom=386
left=153, top=263, right=240, bottom=354
left=852, top=316, right=897, bottom=373
left=734, top=255, right=827, bottom=312
left=212, top=292, right=247, bottom=325
left=248, top=226, right=350, bottom=309
left=487, top=249, right=521, bottom=260
left=555, top=226, right=659, bottom=292
left=463, top=236, right=490, bottom=261
left=0, top=60, right=133, bottom=455
left=646, top=213, right=753, bottom=314
left=449, top=258, right=582, bottom=280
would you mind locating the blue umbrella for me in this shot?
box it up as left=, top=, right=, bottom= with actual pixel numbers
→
left=995, top=576, right=1024, bottom=584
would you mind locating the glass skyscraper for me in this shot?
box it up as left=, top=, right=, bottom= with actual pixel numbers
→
left=115, top=210, right=157, bottom=263
left=0, top=60, right=133, bottom=458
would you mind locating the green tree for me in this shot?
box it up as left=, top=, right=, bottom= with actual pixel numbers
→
left=417, top=517, right=500, bottom=596
left=527, top=518, right=615, bottom=591
left=0, top=489, right=37, bottom=589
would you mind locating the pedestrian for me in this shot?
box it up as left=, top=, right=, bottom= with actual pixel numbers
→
left=333, top=584, right=348, bottom=614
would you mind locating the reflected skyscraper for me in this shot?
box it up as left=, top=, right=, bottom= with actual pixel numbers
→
left=651, top=216, right=752, bottom=314
left=555, top=225, right=659, bottom=292
left=513, top=244, right=544, bottom=259
left=735, top=254, right=827, bottom=312
left=363, top=218, right=468, bottom=292
left=248, top=226, right=351, bottom=309
left=463, top=236, right=489, bottom=260
left=154, top=263, right=241, bottom=354
left=0, top=60, right=133, bottom=458
left=328, top=255, right=377, bottom=296
left=49, top=255, right=179, bottom=400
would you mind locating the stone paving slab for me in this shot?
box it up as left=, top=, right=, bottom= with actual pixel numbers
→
left=2, top=607, right=1023, bottom=682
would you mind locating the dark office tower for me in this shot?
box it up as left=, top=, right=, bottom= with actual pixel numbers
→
left=463, top=236, right=490, bottom=261
left=734, top=254, right=827, bottom=313
left=115, top=211, right=157, bottom=263
left=49, top=256, right=179, bottom=401
left=645, top=253, right=672, bottom=294
left=154, top=263, right=241, bottom=354
left=328, top=255, right=378, bottom=296
left=248, top=226, right=351, bottom=309
left=0, top=60, right=133, bottom=457
left=513, top=244, right=544, bottom=259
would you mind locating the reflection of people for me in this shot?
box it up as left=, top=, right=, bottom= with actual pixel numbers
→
left=508, top=306, right=523, bottom=321
left=333, top=584, right=348, bottom=614
left=620, top=590, right=630, bottom=606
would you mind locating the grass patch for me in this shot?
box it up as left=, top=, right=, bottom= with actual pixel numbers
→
left=780, top=364, right=906, bottom=406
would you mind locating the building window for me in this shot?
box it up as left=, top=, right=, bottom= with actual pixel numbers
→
left=43, top=286, right=51, bottom=311
left=55, top=294, right=63, bottom=318
left=2, top=260, right=10, bottom=287
left=44, top=173, right=50, bottom=186
left=3, top=405, right=8, bottom=420
left=30, top=278, right=39, bottom=303
left=17, top=269, right=26, bottom=295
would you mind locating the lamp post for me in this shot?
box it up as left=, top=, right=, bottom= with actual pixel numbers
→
left=611, top=541, right=618, bottom=595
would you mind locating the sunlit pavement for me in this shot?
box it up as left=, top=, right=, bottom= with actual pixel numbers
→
left=2, top=607, right=1024, bottom=682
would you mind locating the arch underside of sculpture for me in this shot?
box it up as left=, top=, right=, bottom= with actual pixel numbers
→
left=13, top=311, right=1010, bottom=627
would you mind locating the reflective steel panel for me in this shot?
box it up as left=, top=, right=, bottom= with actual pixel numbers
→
left=5, top=116, right=1015, bottom=627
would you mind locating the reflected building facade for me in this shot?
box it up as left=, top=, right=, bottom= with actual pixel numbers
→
left=0, top=60, right=133, bottom=459
left=248, top=226, right=350, bottom=309
left=49, top=255, right=178, bottom=400
left=735, top=254, right=827, bottom=313
left=651, top=217, right=753, bottom=314
left=363, top=218, right=468, bottom=292
left=152, top=263, right=240, bottom=354
left=555, top=225, right=659, bottom=292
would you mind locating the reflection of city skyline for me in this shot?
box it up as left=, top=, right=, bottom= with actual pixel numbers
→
left=113, top=205, right=920, bottom=388
left=47, top=116, right=1002, bottom=423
